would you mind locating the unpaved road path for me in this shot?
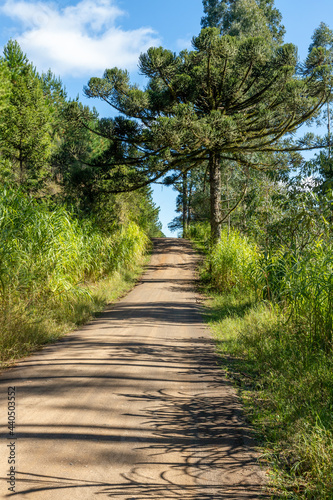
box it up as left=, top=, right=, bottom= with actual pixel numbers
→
left=0, top=238, right=267, bottom=499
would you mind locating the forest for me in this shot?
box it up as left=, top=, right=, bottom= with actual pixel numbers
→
left=0, top=0, right=333, bottom=498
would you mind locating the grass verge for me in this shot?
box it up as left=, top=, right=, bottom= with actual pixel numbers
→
left=203, top=289, right=333, bottom=500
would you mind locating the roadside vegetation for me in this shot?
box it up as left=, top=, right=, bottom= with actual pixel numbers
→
left=188, top=205, right=333, bottom=498
left=0, top=186, right=153, bottom=365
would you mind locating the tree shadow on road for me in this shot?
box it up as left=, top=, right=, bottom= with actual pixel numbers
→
left=4, top=346, right=270, bottom=498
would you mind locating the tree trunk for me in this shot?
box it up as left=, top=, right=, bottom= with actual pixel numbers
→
left=328, top=101, right=331, bottom=159
left=182, top=171, right=188, bottom=238
left=188, top=180, right=192, bottom=229
left=209, top=151, right=222, bottom=243
left=226, top=168, right=230, bottom=237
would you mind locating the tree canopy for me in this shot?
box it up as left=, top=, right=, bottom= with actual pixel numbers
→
left=85, top=26, right=331, bottom=240
left=201, top=0, right=285, bottom=43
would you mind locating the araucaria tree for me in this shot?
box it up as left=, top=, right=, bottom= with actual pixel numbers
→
left=85, top=23, right=331, bottom=242
left=201, top=0, right=285, bottom=43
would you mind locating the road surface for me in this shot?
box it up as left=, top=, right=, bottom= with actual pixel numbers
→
left=0, top=238, right=267, bottom=499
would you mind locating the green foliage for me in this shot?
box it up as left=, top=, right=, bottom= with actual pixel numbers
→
left=0, top=61, right=11, bottom=177
left=201, top=0, right=285, bottom=43
left=187, top=222, right=211, bottom=250
left=282, top=240, right=333, bottom=349
left=195, top=197, right=333, bottom=497
left=207, top=293, right=333, bottom=499
left=0, top=41, right=52, bottom=191
left=0, top=187, right=148, bottom=301
left=200, top=217, right=333, bottom=350
left=304, top=151, right=333, bottom=193
left=0, top=60, right=10, bottom=112
left=52, top=100, right=109, bottom=201
left=0, top=187, right=149, bottom=362
left=85, top=25, right=330, bottom=241
left=3, top=39, right=29, bottom=74
left=0, top=39, right=163, bottom=365
left=221, top=0, right=273, bottom=39
left=308, top=22, right=333, bottom=60
left=209, top=228, right=259, bottom=292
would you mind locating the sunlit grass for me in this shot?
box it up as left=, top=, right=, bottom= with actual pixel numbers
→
left=0, top=187, right=149, bottom=365
left=204, top=290, right=333, bottom=499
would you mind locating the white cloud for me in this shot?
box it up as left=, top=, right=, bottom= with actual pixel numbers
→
left=1, top=0, right=161, bottom=77
left=176, top=36, right=193, bottom=51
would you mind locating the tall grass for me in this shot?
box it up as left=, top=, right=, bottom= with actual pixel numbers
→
left=209, top=228, right=259, bottom=292
left=206, top=292, right=333, bottom=499
left=193, top=225, right=333, bottom=498
left=283, top=241, right=333, bottom=349
left=249, top=241, right=333, bottom=351
left=207, top=226, right=333, bottom=350
left=0, top=187, right=149, bottom=363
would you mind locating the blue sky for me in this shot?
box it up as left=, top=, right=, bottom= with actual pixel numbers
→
left=0, top=0, right=332, bottom=235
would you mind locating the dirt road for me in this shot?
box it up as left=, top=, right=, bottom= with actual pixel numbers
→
left=0, top=238, right=267, bottom=499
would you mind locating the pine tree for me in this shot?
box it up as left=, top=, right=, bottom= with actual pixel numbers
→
left=0, top=61, right=12, bottom=180
left=0, top=41, right=52, bottom=192
left=201, top=0, right=285, bottom=43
